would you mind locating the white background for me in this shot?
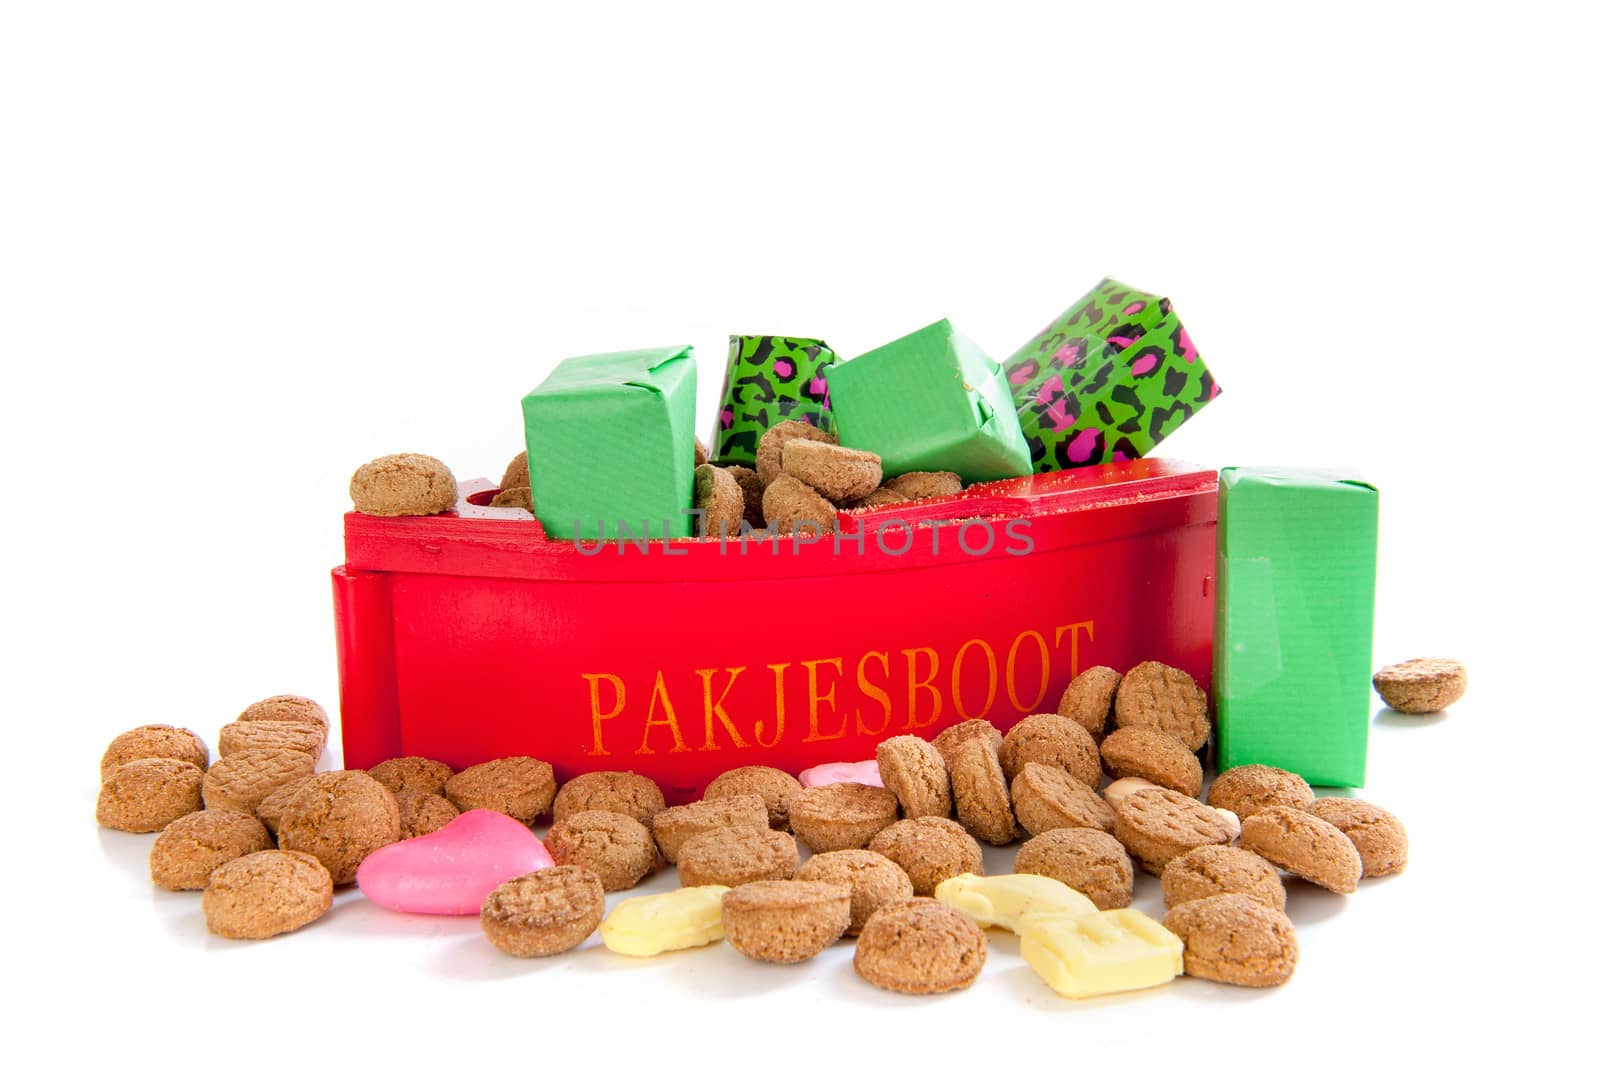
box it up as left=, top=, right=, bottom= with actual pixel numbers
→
left=3, top=2, right=1595, bottom=1060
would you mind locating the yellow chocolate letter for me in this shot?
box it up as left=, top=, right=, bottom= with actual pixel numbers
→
left=1018, top=908, right=1183, bottom=999
left=599, top=885, right=731, bottom=957
left=934, top=873, right=1095, bottom=932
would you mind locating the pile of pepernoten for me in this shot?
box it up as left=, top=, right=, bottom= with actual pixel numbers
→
left=95, top=278, right=1469, bottom=999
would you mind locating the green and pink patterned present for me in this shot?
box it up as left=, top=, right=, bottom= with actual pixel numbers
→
left=1003, top=278, right=1221, bottom=471
left=710, top=334, right=835, bottom=467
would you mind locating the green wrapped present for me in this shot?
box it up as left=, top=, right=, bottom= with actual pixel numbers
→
left=521, top=345, right=697, bottom=540
left=1003, top=278, right=1221, bottom=471
left=826, top=319, right=1032, bottom=483
left=1213, top=468, right=1379, bottom=787
left=711, top=335, right=836, bottom=466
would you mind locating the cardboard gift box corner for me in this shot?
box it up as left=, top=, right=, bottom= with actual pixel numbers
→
left=826, top=318, right=1032, bottom=483
left=521, top=345, right=697, bottom=540
left=1005, top=278, right=1221, bottom=472
left=1212, top=467, right=1378, bottom=787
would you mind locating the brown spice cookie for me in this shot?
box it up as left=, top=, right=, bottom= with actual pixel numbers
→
left=882, top=471, right=963, bottom=500
left=931, top=719, right=1002, bottom=765
left=500, top=450, right=530, bottom=491
left=349, top=452, right=458, bottom=516
left=367, top=756, right=455, bottom=796
left=149, top=809, right=273, bottom=890
left=97, top=757, right=205, bottom=833
left=1057, top=665, right=1121, bottom=741
left=652, top=794, right=770, bottom=863
left=875, top=735, right=952, bottom=820
left=1112, top=787, right=1236, bottom=874
left=703, top=765, right=803, bottom=830
left=854, top=898, right=986, bottom=994
left=1010, top=762, right=1115, bottom=835
left=762, top=474, right=838, bottom=535
left=999, top=715, right=1100, bottom=788
left=1113, top=661, right=1211, bottom=751
left=546, top=810, right=658, bottom=891
left=490, top=486, right=532, bottom=511
left=203, top=849, right=333, bottom=940
left=254, top=778, right=312, bottom=835
left=855, top=487, right=908, bottom=507
left=789, top=784, right=900, bottom=854
left=947, top=739, right=1018, bottom=846
left=722, top=880, right=851, bottom=963
left=237, top=695, right=329, bottom=735
left=1372, top=657, right=1467, bottom=713
left=100, top=725, right=209, bottom=779
left=723, top=465, right=766, bottom=528
left=1161, top=844, right=1286, bottom=910
left=693, top=463, right=745, bottom=538
left=217, top=720, right=325, bottom=762
left=1239, top=806, right=1363, bottom=893
left=693, top=436, right=710, bottom=466
left=480, top=866, right=605, bottom=958
left=552, top=770, right=665, bottom=828
left=1308, top=797, right=1408, bottom=878
left=1014, top=827, right=1134, bottom=910
left=202, top=748, right=317, bottom=816
left=868, top=817, right=982, bottom=896
left=277, top=770, right=401, bottom=885
left=781, top=439, right=883, bottom=503
left=444, top=756, right=556, bottom=826
left=396, top=790, right=460, bottom=839
left=794, top=849, right=914, bottom=935
left=678, top=825, right=800, bottom=888
left=1100, top=727, right=1203, bottom=798
left=755, top=419, right=836, bottom=486
left=1164, top=893, right=1298, bottom=987
left=1208, top=764, right=1315, bottom=820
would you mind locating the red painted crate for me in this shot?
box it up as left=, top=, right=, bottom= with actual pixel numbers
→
left=334, top=459, right=1218, bottom=802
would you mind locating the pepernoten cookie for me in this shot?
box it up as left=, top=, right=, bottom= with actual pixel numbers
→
left=677, top=825, right=799, bottom=888
left=999, top=715, right=1100, bottom=788
left=1207, top=764, right=1314, bottom=820
left=703, top=765, right=803, bottom=830
left=948, top=739, right=1018, bottom=846
left=1100, top=727, right=1203, bottom=798
left=869, top=817, right=982, bottom=896
left=546, top=810, right=658, bottom=891
left=97, top=757, right=204, bottom=833
left=721, top=880, right=852, bottom=964
left=789, top=783, right=900, bottom=853
left=1113, top=660, right=1211, bottom=751
left=1164, top=893, right=1298, bottom=987
left=1239, top=806, right=1363, bottom=893
left=1308, top=798, right=1408, bottom=878
left=349, top=453, right=457, bottom=516
left=368, top=756, right=455, bottom=796
left=445, top=757, right=556, bottom=826
left=875, top=735, right=951, bottom=819
left=1161, top=844, right=1286, bottom=910
left=1057, top=665, right=1121, bottom=740
left=781, top=439, right=883, bottom=503
left=552, top=771, right=665, bottom=828
left=1014, top=828, right=1133, bottom=910
left=693, top=463, right=745, bottom=538
left=202, top=748, right=316, bottom=816
left=480, top=866, right=605, bottom=958
left=149, top=809, right=273, bottom=890
left=276, top=770, right=401, bottom=885
left=396, top=791, right=460, bottom=839
left=237, top=695, right=329, bottom=737
left=756, top=419, right=836, bottom=486
left=762, top=474, right=838, bottom=535
left=1010, top=763, right=1114, bottom=835
left=932, top=719, right=1002, bottom=764
left=203, top=850, right=333, bottom=940
left=882, top=471, right=962, bottom=500
left=500, top=451, right=530, bottom=491
left=653, top=794, right=769, bottom=863
left=854, top=899, right=986, bottom=995
left=217, top=720, right=325, bottom=762
left=1372, top=657, right=1467, bottom=713
left=1112, top=787, right=1236, bottom=874
left=100, top=725, right=209, bottom=779
left=794, top=850, right=914, bottom=935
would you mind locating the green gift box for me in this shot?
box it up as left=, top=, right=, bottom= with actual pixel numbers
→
left=1213, top=468, right=1379, bottom=787
left=711, top=335, right=836, bottom=467
left=1003, top=278, right=1221, bottom=472
left=826, top=319, right=1032, bottom=483
left=521, top=345, right=697, bottom=540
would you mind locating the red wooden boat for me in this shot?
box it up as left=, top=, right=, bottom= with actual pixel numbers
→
left=334, top=458, right=1218, bottom=802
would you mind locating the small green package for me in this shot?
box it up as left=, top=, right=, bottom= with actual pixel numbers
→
left=711, top=335, right=836, bottom=466
left=521, top=346, right=697, bottom=540
left=1213, top=467, right=1379, bottom=787
left=826, top=319, right=1032, bottom=482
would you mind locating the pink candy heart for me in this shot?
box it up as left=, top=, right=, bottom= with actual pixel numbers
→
left=798, top=759, right=882, bottom=789
left=356, top=809, right=554, bottom=915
